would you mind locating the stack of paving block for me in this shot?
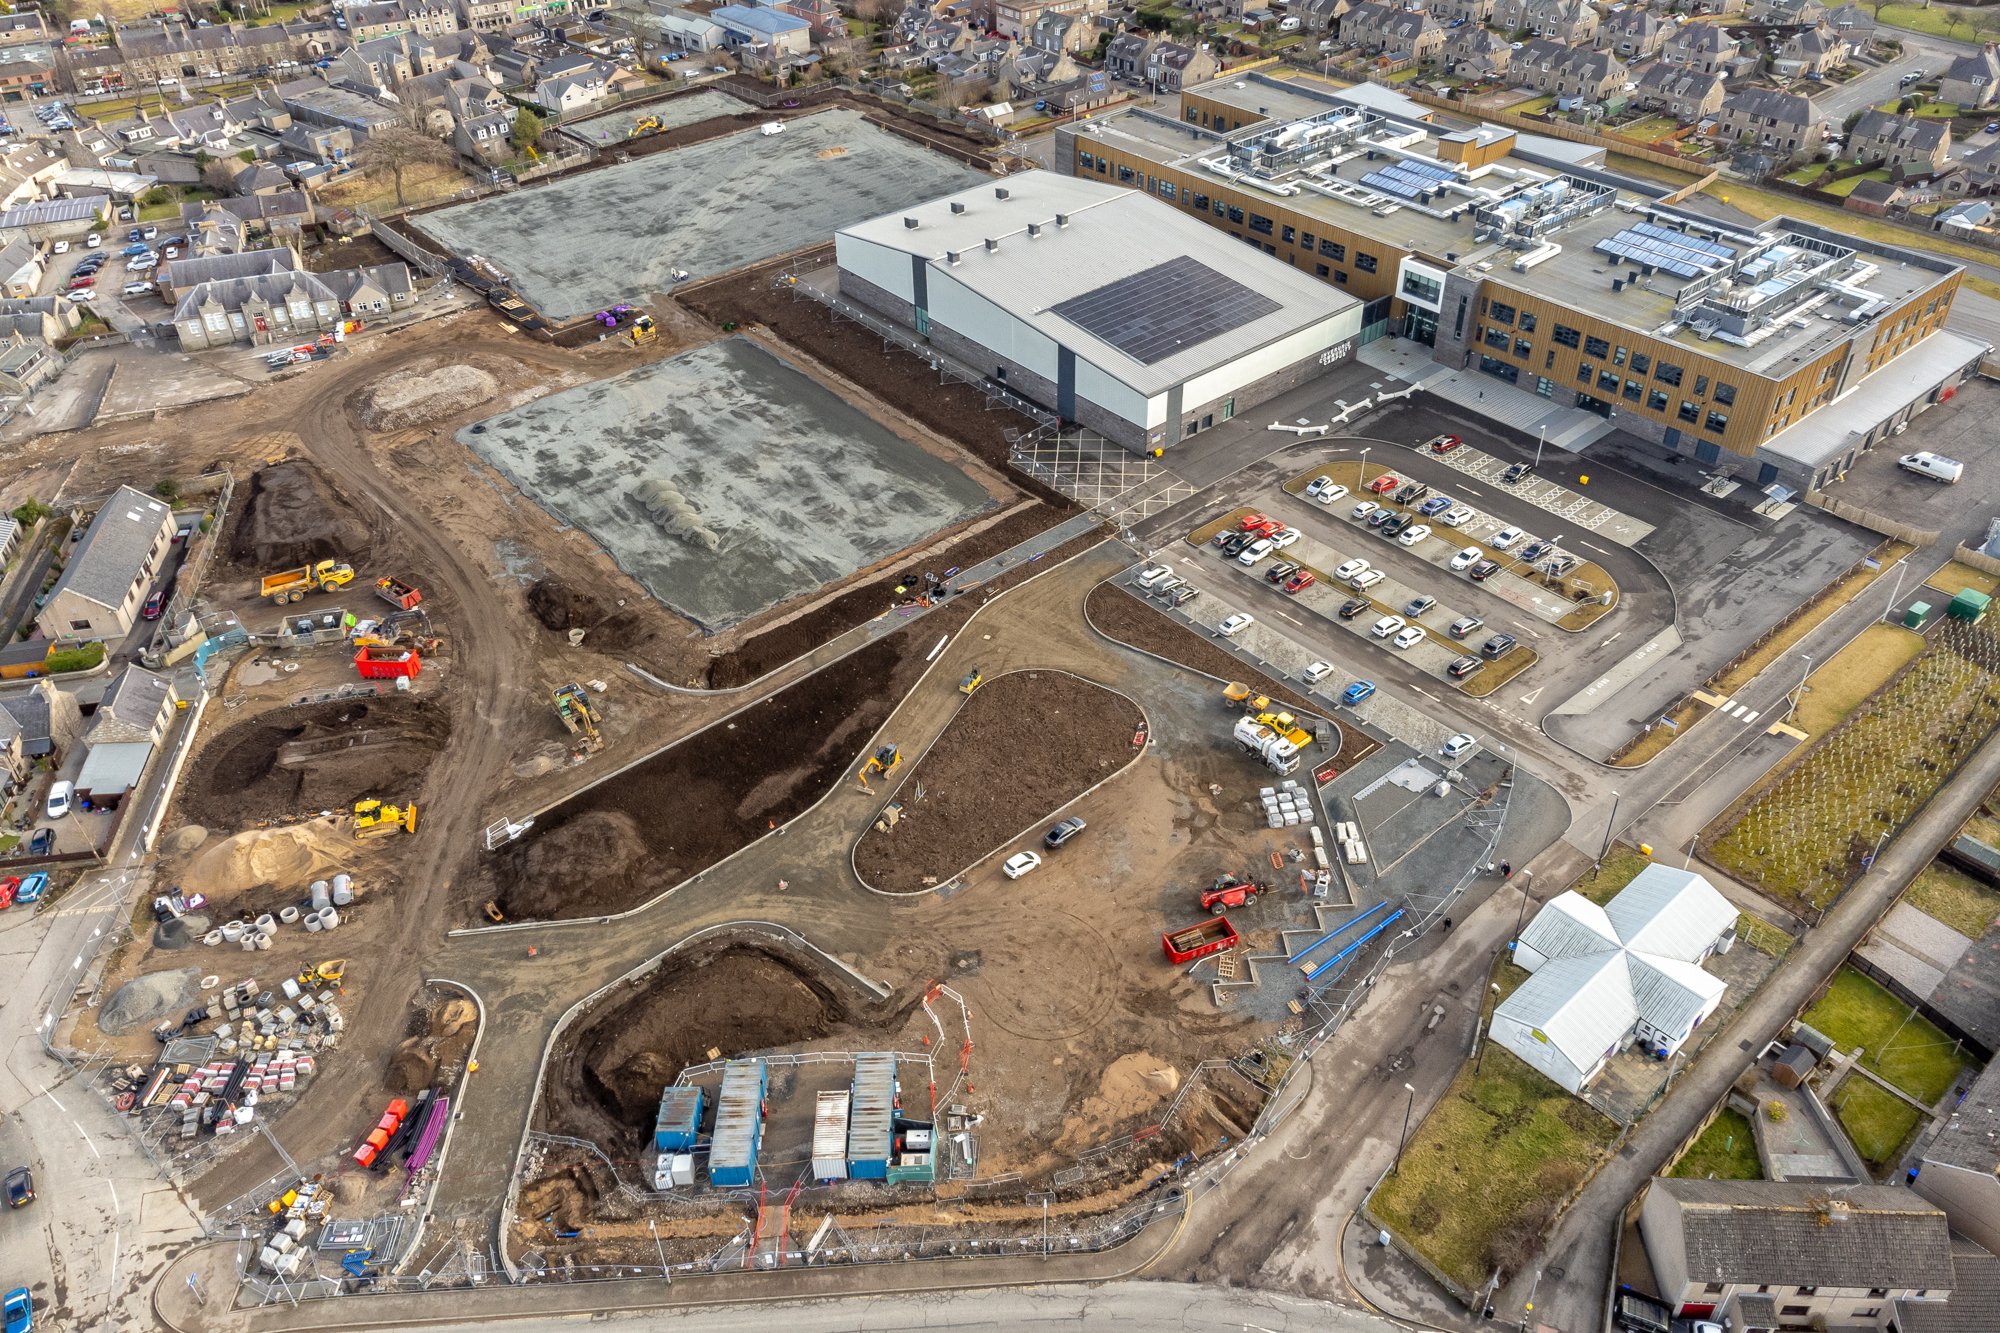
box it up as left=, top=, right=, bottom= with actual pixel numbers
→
left=1335, top=820, right=1368, bottom=866
left=1260, top=779, right=1315, bottom=829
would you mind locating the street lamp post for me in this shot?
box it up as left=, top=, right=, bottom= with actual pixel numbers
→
left=1596, top=790, right=1620, bottom=869
left=1359, top=444, right=1371, bottom=485
left=1788, top=652, right=1814, bottom=721
left=1393, top=1081, right=1417, bottom=1176
left=1533, top=423, right=1546, bottom=469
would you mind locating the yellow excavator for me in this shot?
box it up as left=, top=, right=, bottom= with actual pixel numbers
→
left=855, top=743, right=900, bottom=793
left=552, top=682, right=603, bottom=749
left=628, top=115, right=662, bottom=137
left=353, top=799, right=418, bottom=840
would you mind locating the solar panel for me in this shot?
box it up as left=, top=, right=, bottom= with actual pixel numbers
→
left=1360, top=169, right=1420, bottom=199
left=1051, top=256, right=1283, bottom=366
left=1596, top=226, right=1733, bottom=281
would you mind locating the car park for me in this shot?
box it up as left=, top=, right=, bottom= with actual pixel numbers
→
left=1545, top=555, right=1577, bottom=577
left=1216, top=613, right=1254, bottom=636
left=1043, top=817, right=1087, bottom=849
left=1448, top=614, right=1484, bottom=639
left=1221, top=532, right=1255, bottom=556
left=1269, top=526, right=1300, bottom=549
left=1302, top=660, right=1334, bottom=684
left=121, top=281, right=152, bottom=297
left=1350, top=569, right=1385, bottom=590
left=1397, top=524, right=1431, bottom=547
left=1002, top=851, right=1042, bottom=879
left=1340, top=680, right=1376, bottom=706
left=1314, top=482, right=1348, bottom=505
left=1392, top=625, right=1425, bottom=649
left=1426, top=434, right=1462, bottom=454
left=1470, top=559, right=1500, bottom=581
left=1370, top=614, right=1406, bottom=638
left=1338, top=596, right=1371, bottom=619
left=1439, top=505, right=1475, bottom=527
left=64, top=275, right=92, bottom=289
left=1417, top=495, right=1452, bottom=517
left=1150, top=577, right=1184, bottom=599
left=84, top=232, right=100, bottom=248
left=141, top=225, right=157, bottom=239
left=1447, top=656, right=1482, bottom=680
left=1237, top=537, right=1275, bottom=565
left=1304, top=475, right=1337, bottom=498
left=1404, top=594, right=1436, bottom=618
left=1449, top=546, right=1482, bottom=572
left=1283, top=569, right=1315, bottom=594
left=1351, top=500, right=1379, bottom=520
left=1501, top=463, right=1530, bottom=483
left=1381, top=513, right=1411, bottom=538
left=1366, top=474, right=1400, bottom=494
left=1368, top=508, right=1397, bottom=529
left=1266, top=561, right=1299, bottom=583
left=1168, top=586, right=1201, bottom=608
left=1481, top=633, right=1518, bottom=660
left=1334, top=558, right=1371, bottom=581
left=1239, top=512, right=1278, bottom=533
left=1135, top=565, right=1171, bottom=587
left=1394, top=482, right=1428, bottom=506
left=1489, top=526, right=1525, bottom=550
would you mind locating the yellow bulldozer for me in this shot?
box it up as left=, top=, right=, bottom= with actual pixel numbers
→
left=629, top=313, right=657, bottom=347
left=353, top=799, right=418, bottom=840
left=855, top=743, right=900, bottom=793
left=1254, top=710, right=1314, bottom=748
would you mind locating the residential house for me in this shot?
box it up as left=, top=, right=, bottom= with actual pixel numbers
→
left=0, top=194, right=101, bottom=246
left=0, top=680, right=84, bottom=786
left=322, top=263, right=418, bottom=318
left=1293, top=0, right=1353, bottom=31
left=0, top=12, right=46, bottom=47
left=279, top=79, right=409, bottom=136
left=1444, top=25, right=1511, bottom=78
left=88, top=665, right=178, bottom=749
left=454, top=110, right=512, bottom=162
left=775, top=0, right=844, bottom=41
left=1851, top=108, right=1951, bottom=175
left=0, top=237, right=39, bottom=300
left=460, top=0, right=514, bottom=32
left=347, top=1, right=463, bottom=42
left=160, top=248, right=304, bottom=301
left=1716, top=87, right=1822, bottom=156
left=1602, top=8, right=1665, bottom=61
left=1638, top=1179, right=1958, bottom=1329
left=648, top=9, right=726, bottom=53
left=1493, top=0, right=1599, bottom=46
left=709, top=4, right=813, bottom=57
left=1948, top=138, right=2000, bottom=194
left=34, top=486, right=176, bottom=645
left=0, top=296, right=81, bottom=344
left=1941, top=43, right=2000, bottom=111
left=1845, top=177, right=1910, bottom=216
left=1514, top=40, right=1625, bottom=102
left=1104, top=32, right=1154, bottom=80
left=990, top=0, right=1106, bottom=41
left=1825, top=3, right=1875, bottom=40
left=233, top=161, right=291, bottom=196
left=180, top=194, right=315, bottom=252
left=170, top=267, right=346, bottom=351
left=1146, top=41, right=1218, bottom=92
left=1426, top=0, right=1493, bottom=26
left=0, top=334, right=58, bottom=398
left=1493, top=866, right=1739, bottom=1092
left=1338, top=3, right=1443, bottom=59
left=1632, top=62, right=1724, bottom=122
left=1031, top=11, right=1088, bottom=54
left=1749, top=0, right=1828, bottom=20
left=1662, top=21, right=1735, bottom=76
left=0, top=55, right=53, bottom=103
left=277, top=120, right=357, bottom=169
left=1778, top=26, right=1848, bottom=79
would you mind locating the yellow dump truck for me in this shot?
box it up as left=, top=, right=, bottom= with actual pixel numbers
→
left=261, top=559, right=355, bottom=605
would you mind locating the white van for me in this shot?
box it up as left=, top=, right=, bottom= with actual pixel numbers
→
left=1279, top=14, right=1300, bottom=29
left=1898, top=450, right=1964, bottom=484
left=46, top=780, right=72, bottom=819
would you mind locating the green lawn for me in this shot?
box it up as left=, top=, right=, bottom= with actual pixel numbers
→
left=1669, top=1108, right=1762, bottom=1180
left=135, top=187, right=218, bottom=223
left=1821, top=170, right=1892, bottom=198
left=1872, top=3, right=2000, bottom=41
left=1793, top=624, right=1926, bottom=737
left=1832, top=1078, right=1923, bottom=1169
left=1906, top=863, right=2000, bottom=940
left=1803, top=968, right=1970, bottom=1104
left=1569, top=844, right=1653, bottom=906
left=1369, top=1044, right=1618, bottom=1289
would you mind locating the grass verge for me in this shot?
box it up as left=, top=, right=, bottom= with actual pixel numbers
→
left=1669, top=1108, right=1762, bottom=1180
left=1803, top=967, right=1970, bottom=1103
left=1793, top=624, right=1927, bottom=737
left=1906, top=862, right=2000, bottom=940
left=1568, top=844, right=1653, bottom=906
left=1831, top=1078, right=1923, bottom=1171
left=1927, top=560, right=2000, bottom=597
left=1614, top=696, right=1713, bottom=767
left=1737, top=913, right=1794, bottom=958
left=1368, top=1041, right=1618, bottom=1291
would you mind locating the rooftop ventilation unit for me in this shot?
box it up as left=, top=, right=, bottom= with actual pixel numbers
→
left=946, top=250, right=960, bottom=266
left=949, top=201, right=966, bottom=214
left=903, top=216, right=919, bottom=230
left=985, top=237, right=998, bottom=251
left=1027, top=222, right=1041, bottom=238
left=994, top=186, right=1010, bottom=200
left=1055, top=212, right=1070, bottom=227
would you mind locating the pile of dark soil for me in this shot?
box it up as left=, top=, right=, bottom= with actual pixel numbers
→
left=228, top=459, right=377, bottom=570
left=181, top=696, right=451, bottom=828
left=525, top=576, right=659, bottom=653
left=704, top=505, right=1064, bottom=689
left=853, top=671, right=1144, bottom=893
left=518, top=1156, right=625, bottom=1234
left=542, top=941, right=859, bottom=1156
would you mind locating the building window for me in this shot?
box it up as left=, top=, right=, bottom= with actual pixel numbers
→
left=1190, top=191, right=1209, bottom=212
left=1584, top=335, right=1610, bottom=359
left=1096, top=159, right=1107, bottom=175
left=1679, top=400, right=1699, bottom=423
left=1316, top=263, right=1330, bottom=278
left=1614, top=346, right=1628, bottom=367
left=1488, top=300, right=1516, bottom=326
left=1630, top=351, right=1650, bottom=375
left=68, top=619, right=91, bottom=632
left=1545, top=350, right=1556, bottom=370
left=1356, top=252, right=1378, bottom=273
left=1552, top=323, right=1581, bottom=348
left=1714, top=382, right=1737, bottom=406
left=1851, top=1310, right=1880, bottom=1321
left=1780, top=1308, right=1809, bottom=1317
left=1796, top=1287, right=1818, bottom=1297
left=1226, top=205, right=1245, bottom=224
left=1706, top=410, right=1729, bottom=434
left=1116, top=165, right=1136, bottom=184
left=1703, top=1284, right=1725, bottom=1295
left=1403, top=270, right=1443, bottom=304
left=1514, top=337, right=1533, bottom=358
left=1159, top=181, right=1177, bottom=200
left=1598, top=370, right=1620, bottom=393
left=1535, top=377, right=1554, bottom=398
left=1648, top=389, right=1669, bottom=411
left=1280, top=224, right=1296, bottom=243
left=1867, top=1289, right=1889, bottom=1299
left=1623, top=378, right=1642, bottom=402
left=1212, top=198, right=1225, bottom=217
left=1485, top=328, right=1511, bottom=351
left=1301, top=231, right=1315, bottom=248
left=1077, top=150, right=1095, bottom=170
left=1248, top=212, right=1273, bottom=235
left=1656, top=361, right=1684, bottom=386
left=1320, top=239, right=1345, bottom=261
left=1519, top=312, right=1536, bottom=333
left=1478, top=354, right=1520, bottom=384
left=1694, top=374, right=1709, bottom=396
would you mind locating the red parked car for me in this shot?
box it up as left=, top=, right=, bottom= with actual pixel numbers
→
left=142, top=587, right=169, bottom=619
left=0, top=878, right=17, bottom=911
left=1283, top=569, right=1316, bottom=594
left=1427, top=434, right=1464, bottom=454
left=1237, top=511, right=1272, bottom=532
left=65, top=275, right=94, bottom=289
left=1366, top=474, right=1400, bottom=494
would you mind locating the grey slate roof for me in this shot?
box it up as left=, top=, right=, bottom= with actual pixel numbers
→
left=1855, top=108, right=1949, bottom=153
left=46, top=486, right=168, bottom=613
left=1651, top=1179, right=1955, bottom=1289
left=0, top=686, right=50, bottom=756
left=1896, top=1239, right=2000, bottom=1333
left=1723, top=86, right=1815, bottom=126
left=97, top=664, right=172, bottom=729
left=1921, top=1058, right=2000, bottom=1175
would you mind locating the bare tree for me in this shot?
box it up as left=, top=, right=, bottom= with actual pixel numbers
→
left=355, top=125, right=456, bottom=209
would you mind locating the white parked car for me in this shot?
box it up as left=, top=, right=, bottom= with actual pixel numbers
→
left=52, top=239, right=68, bottom=254
left=1351, top=500, right=1379, bottom=520
left=1392, top=625, right=1426, bottom=650
left=1449, top=546, right=1482, bottom=572
left=1304, top=475, right=1336, bottom=497
left=1216, top=613, right=1255, bottom=636
left=1350, top=569, right=1386, bottom=590
left=84, top=232, right=101, bottom=248
left=1490, top=526, right=1525, bottom=550
left=1397, top=524, right=1432, bottom=547
left=1441, top=733, right=1477, bottom=759
left=1334, top=558, right=1371, bottom=581
left=46, top=780, right=72, bottom=819
left=1134, top=565, right=1172, bottom=588
left=1237, top=538, right=1275, bottom=565
left=1370, top=614, right=1406, bottom=639
left=1002, top=850, right=1042, bottom=879
left=1270, top=527, right=1301, bottom=549
left=1315, top=483, right=1349, bottom=505
left=1302, top=660, right=1334, bottom=684
left=1440, top=505, right=1476, bottom=527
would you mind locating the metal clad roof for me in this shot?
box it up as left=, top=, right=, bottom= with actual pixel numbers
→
left=1626, top=953, right=1725, bottom=1038
left=76, top=739, right=152, bottom=793
left=1604, top=865, right=1740, bottom=963
left=1495, top=952, right=1638, bottom=1072
left=709, top=1059, right=766, bottom=1177
left=1515, top=891, right=1618, bottom=964
left=848, top=1052, right=896, bottom=1165
left=655, top=1085, right=701, bottom=1138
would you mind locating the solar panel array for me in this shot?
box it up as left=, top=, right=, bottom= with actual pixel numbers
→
left=1359, top=158, right=1456, bottom=201
left=1051, top=255, right=1282, bottom=366
left=1593, top=223, right=1737, bottom=280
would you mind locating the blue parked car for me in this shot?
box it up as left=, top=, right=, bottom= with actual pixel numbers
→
left=3, top=1286, right=29, bottom=1333
left=14, top=873, right=46, bottom=905
left=1340, top=680, right=1377, bottom=706
left=1418, top=495, right=1453, bottom=517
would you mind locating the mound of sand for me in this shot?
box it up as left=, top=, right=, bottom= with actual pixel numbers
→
left=230, top=459, right=374, bottom=569
left=100, top=967, right=202, bottom=1036
left=437, top=998, right=477, bottom=1037
left=168, top=825, right=208, bottom=853
left=388, top=1036, right=437, bottom=1092
left=184, top=823, right=349, bottom=898
left=1054, top=1053, right=1177, bottom=1153
left=361, top=363, right=501, bottom=432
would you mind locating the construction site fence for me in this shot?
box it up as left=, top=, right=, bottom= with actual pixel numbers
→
left=1953, top=543, right=2000, bottom=581
left=1804, top=489, right=1941, bottom=546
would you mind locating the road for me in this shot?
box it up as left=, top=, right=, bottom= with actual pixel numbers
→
left=1810, top=32, right=1969, bottom=123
